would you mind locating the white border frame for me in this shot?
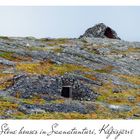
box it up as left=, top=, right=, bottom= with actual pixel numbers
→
left=0, top=0, right=140, bottom=6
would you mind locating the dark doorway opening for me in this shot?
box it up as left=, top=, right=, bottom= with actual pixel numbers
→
left=61, top=86, right=72, bottom=98
left=104, top=27, right=114, bottom=39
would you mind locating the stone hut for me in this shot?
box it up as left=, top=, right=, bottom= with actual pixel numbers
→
left=9, top=74, right=98, bottom=101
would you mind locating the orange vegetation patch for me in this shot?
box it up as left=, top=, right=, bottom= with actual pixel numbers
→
left=0, top=64, right=4, bottom=69
left=0, top=74, right=14, bottom=83
left=84, top=74, right=96, bottom=80
left=0, top=74, right=14, bottom=90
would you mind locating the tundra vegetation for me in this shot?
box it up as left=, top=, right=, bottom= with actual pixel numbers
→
left=0, top=24, right=140, bottom=119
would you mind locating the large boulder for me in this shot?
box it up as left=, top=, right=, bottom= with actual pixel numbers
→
left=79, top=23, right=120, bottom=40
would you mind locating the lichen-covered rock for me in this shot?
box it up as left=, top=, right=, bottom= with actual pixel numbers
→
left=79, top=23, right=120, bottom=39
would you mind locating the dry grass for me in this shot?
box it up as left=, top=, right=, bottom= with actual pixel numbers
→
left=26, top=112, right=97, bottom=119
left=0, top=51, right=33, bottom=62
left=118, top=74, right=140, bottom=85
left=0, top=74, right=14, bottom=90
left=83, top=74, right=97, bottom=80
left=40, top=38, right=70, bottom=46
left=123, top=47, right=140, bottom=54
left=95, top=65, right=114, bottom=73
left=96, top=82, right=139, bottom=105
left=16, top=61, right=93, bottom=76
left=0, top=97, right=18, bottom=116
left=21, top=96, right=46, bottom=105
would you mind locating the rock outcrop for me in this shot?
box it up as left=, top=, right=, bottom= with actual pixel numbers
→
left=79, top=23, right=120, bottom=39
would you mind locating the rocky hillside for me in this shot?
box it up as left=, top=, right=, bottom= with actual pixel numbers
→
left=0, top=23, right=140, bottom=119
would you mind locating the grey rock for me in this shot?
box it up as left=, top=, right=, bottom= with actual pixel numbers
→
left=0, top=116, right=10, bottom=119
left=18, top=105, right=46, bottom=114
left=97, top=47, right=111, bottom=55
left=128, top=96, right=136, bottom=103
left=136, top=103, right=140, bottom=107
left=5, top=109, right=17, bottom=115
left=18, top=102, right=87, bottom=114
left=133, top=114, right=140, bottom=117
left=0, top=58, right=16, bottom=66
left=107, top=104, right=132, bottom=112
left=112, top=88, right=122, bottom=93
left=79, top=23, right=120, bottom=39
left=43, top=103, right=86, bottom=113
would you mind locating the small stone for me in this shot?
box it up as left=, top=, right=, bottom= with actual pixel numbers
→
left=18, top=104, right=46, bottom=114
left=112, top=88, right=122, bottom=93
left=107, top=104, right=131, bottom=112
left=136, top=103, right=140, bottom=107
left=133, top=114, right=140, bottom=117
left=98, top=48, right=111, bottom=55
left=128, top=96, right=136, bottom=103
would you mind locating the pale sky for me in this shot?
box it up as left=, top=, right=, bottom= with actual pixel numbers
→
left=0, top=6, right=139, bottom=41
